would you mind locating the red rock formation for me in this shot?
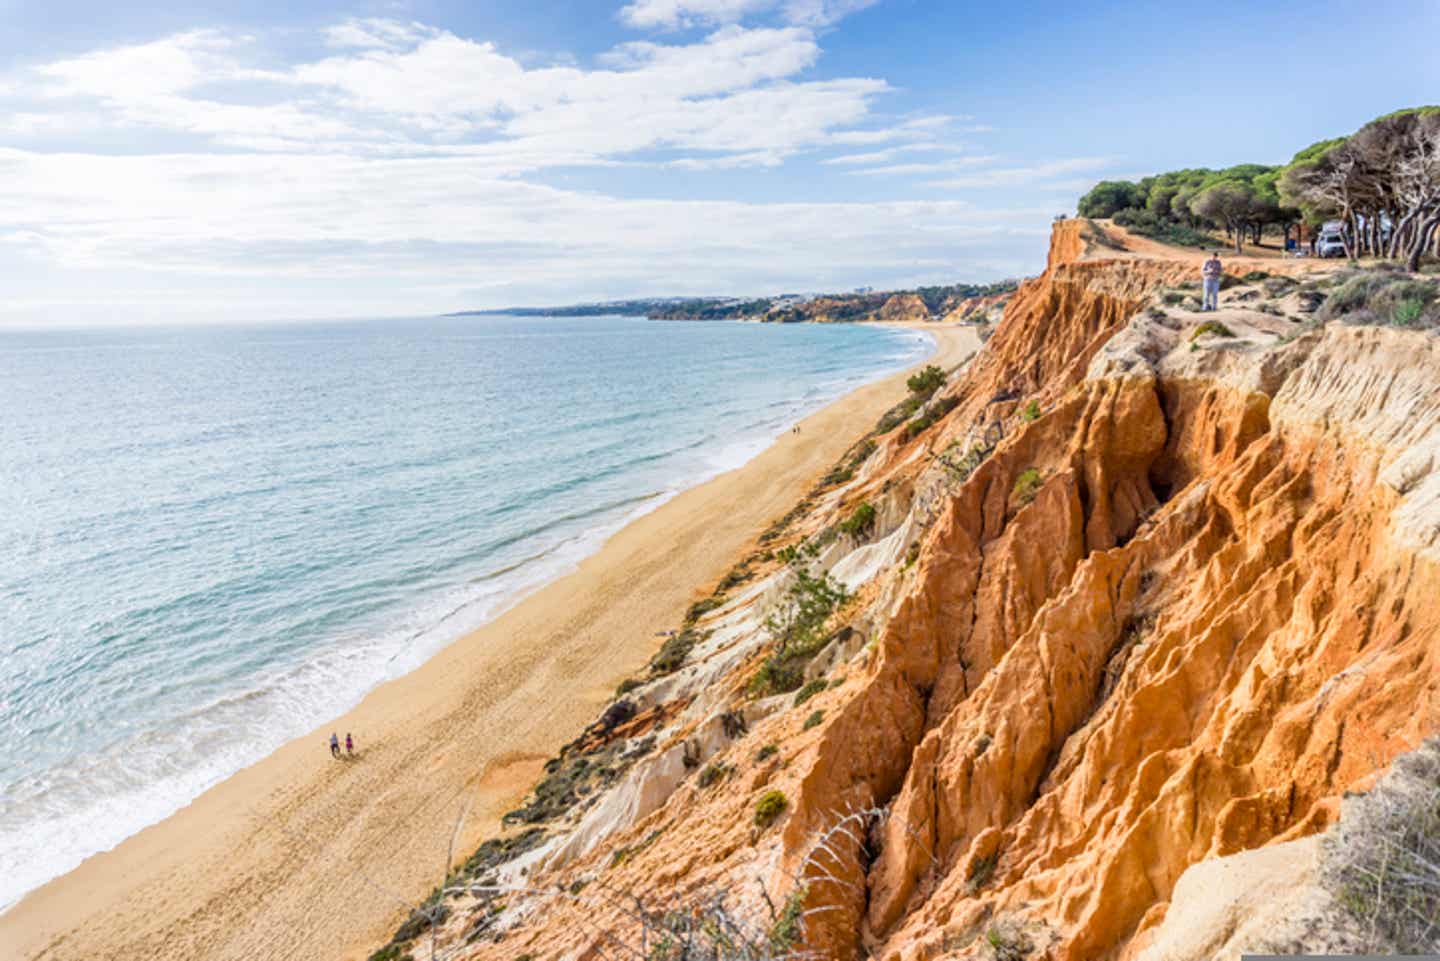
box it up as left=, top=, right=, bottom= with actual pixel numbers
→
left=396, top=225, right=1440, bottom=961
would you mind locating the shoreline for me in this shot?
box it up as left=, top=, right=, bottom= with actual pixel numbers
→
left=2, top=321, right=982, bottom=961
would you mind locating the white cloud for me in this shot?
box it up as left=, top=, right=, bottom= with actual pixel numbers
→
left=0, top=12, right=1067, bottom=324
left=618, top=0, right=880, bottom=29
left=928, top=157, right=1111, bottom=189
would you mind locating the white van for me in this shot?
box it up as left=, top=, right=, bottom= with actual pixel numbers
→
left=1316, top=222, right=1348, bottom=258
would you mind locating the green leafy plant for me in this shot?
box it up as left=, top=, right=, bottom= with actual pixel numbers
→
left=696, top=761, right=732, bottom=789
left=1020, top=400, right=1041, bottom=422
left=768, top=886, right=808, bottom=952
left=1011, top=468, right=1044, bottom=507
left=754, top=790, right=788, bottom=828
left=839, top=501, right=876, bottom=537
left=906, top=364, right=946, bottom=398
left=1191, top=320, right=1236, bottom=340
left=750, top=568, right=848, bottom=696
left=802, top=710, right=824, bottom=731
left=793, top=679, right=828, bottom=707
left=755, top=742, right=779, bottom=762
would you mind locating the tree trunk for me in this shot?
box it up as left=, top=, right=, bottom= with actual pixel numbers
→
left=1409, top=215, right=1440, bottom=272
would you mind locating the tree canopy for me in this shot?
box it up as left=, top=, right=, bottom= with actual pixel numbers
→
left=1076, top=106, right=1440, bottom=267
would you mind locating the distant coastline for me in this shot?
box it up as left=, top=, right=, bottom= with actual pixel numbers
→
left=447, top=278, right=1018, bottom=324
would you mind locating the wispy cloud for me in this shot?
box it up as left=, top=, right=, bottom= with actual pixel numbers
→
left=618, top=0, right=881, bottom=30
left=928, top=157, right=1112, bottom=189
left=0, top=13, right=1058, bottom=323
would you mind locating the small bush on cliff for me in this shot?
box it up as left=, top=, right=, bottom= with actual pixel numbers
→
left=1011, top=468, right=1044, bottom=507
left=754, top=790, right=788, bottom=828
left=839, top=501, right=876, bottom=537
left=875, top=394, right=922, bottom=433
left=1020, top=400, right=1041, bottom=423
left=801, top=709, right=824, bottom=731
left=1323, top=738, right=1440, bottom=953
left=906, top=395, right=959, bottom=437
left=1191, top=320, right=1236, bottom=340
left=649, top=628, right=704, bottom=675
left=768, top=887, right=808, bottom=952
left=984, top=920, right=1033, bottom=961
left=684, top=595, right=726, bottom=624
left=696, top=761, right=732, bottom=789
left=751, top=568, right=848, bottom=696
left=756, top=742, right=779, bottom=762
left=793, top=679, right=827, bottom=707
left=906, top=364, right=946, bottom=398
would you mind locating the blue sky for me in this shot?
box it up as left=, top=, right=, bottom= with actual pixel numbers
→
left=0, top=0, right=1435, bottom=325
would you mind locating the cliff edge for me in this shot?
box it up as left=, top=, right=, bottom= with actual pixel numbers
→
left=373, top=222, right=1440, bottom=961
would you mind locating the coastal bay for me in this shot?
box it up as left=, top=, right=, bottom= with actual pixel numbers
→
left=1, top=322, right=982, bottom=961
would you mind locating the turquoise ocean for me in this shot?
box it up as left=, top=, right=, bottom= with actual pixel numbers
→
left=0, top=314, right=930, bottom=908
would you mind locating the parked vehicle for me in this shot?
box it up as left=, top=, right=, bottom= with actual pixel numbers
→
left=1316, top=222, right=1349, bottom=258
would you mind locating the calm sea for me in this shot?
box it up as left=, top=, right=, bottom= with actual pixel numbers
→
left=0, top=313, right=929, bottom=908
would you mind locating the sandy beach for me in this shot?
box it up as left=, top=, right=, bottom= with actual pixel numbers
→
left=1, top=322, right=981, bottom=961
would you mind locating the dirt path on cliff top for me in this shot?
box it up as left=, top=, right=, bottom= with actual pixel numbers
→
left=0, top=322, right=981, bottom=961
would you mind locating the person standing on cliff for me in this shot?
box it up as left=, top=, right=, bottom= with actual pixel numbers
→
left=1201, top=252, right=1223, bottom=311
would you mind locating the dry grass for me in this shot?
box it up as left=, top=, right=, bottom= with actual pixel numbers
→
left=1322, top=738, right=1440, bottom=953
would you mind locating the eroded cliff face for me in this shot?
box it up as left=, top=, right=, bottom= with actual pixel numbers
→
left=403, top=223, right=1440, bottom=961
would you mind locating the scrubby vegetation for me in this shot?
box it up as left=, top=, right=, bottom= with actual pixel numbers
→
left=750, top=564, right=849, bottom=696
left=906, top=394, right=959, bottom=437
left=697, top=761, right=733, bottom=789
left=1011, top=468, right=1044, bottom=507
left=801, top=710, right=824, bottom=731
left=906, top=364, right=947, bottom=398
left=754, top=790, right=789, bottom=828
left=1318, top=270, right=1440, bottom=328
left=793, top=679, right=828, bottom=707
left=1191, top=321, right=1236, bottom=340
left=1020, top=400, right=1041, bottom=423
left=1323, top=739, right=1440, bottom=953
left=650, top=628, right=705, bottom=675
left=839, top=501, right=876, bottom=537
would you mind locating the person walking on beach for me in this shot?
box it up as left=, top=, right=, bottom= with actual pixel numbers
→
left=345, top=733, right=354, bottom=758
left=1201, top=252, right=1223, bottom=311
left=329, top=732, right=341, bottom=759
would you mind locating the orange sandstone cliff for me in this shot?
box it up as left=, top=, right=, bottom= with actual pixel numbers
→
left=381, top=221, right=1440, bottom=961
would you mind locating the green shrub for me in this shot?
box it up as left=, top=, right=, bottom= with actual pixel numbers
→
left=684, top=596, right=725, bottom=624
left=802, top=710, right=824, bottom=731
left=839, top=501, right=876, bottom=537
left=754, top=790, right=788, bottom=828
left=755, top=742, right=779, bottom=762
left=697, top=761, right=732, bottom=789
left=905, top=395, right=958, bottom=438
left=368, top=946, right=413, bottom=961
left=616, top=677, right=643, bottom=696
left=1011, top=468, right=1044, bottom=506
left=1394, top=298, right=1426, bottom=326
left=649, top=628, right=703, bottom=675
left=793, top=679, right=828, bottom=707
left=768, top=886, right=807, bottom=951
left=967, top=850, right=999, bottom=893
left=1161, top=290, right=1186, bottom=305
left=875, top=393, right=922, bottom=433
left=750, top=568, right=848, bottom=696
left=1241, top=270, right=1270, bottom=282
left=1191, top=321, right=1235, bottom=340
left=906, top=364, right=946, bottom=398
left=1020, top=400, right=1041, bottom=422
